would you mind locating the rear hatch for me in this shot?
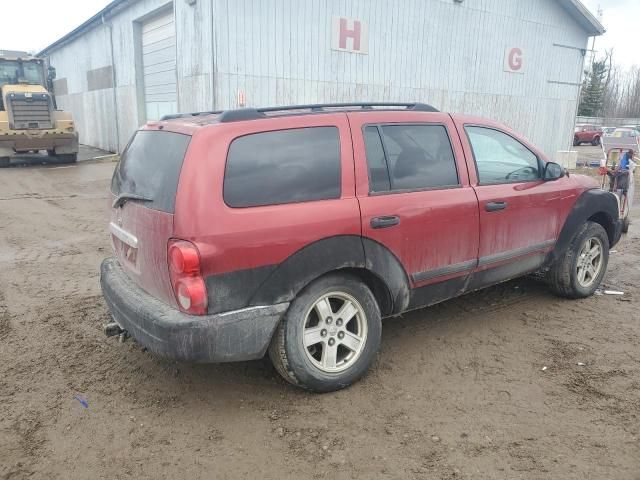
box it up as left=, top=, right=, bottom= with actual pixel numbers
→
left=110, top=129, right=191, bottom=307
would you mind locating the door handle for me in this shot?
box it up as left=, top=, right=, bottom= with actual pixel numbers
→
left=371, top=215, right=400, bottom=229
left=485, top=201, right=507, bottom=212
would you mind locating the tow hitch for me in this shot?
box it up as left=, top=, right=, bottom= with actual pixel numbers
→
left=104, top=321, right=129, bottom=343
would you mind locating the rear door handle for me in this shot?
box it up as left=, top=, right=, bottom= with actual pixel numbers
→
left=371, top=215, right=400, bottom=229
left=485, top=201, right=507, bottom=212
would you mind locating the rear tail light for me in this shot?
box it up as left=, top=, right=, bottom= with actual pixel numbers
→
left=168, top=239, right=208, bottom=315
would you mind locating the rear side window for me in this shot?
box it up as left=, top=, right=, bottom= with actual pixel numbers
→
left=363, top=124, right=459, bottom=192
left=111, top=130, right=190, bottom=213
left=224, top=127, right=341, bottom=207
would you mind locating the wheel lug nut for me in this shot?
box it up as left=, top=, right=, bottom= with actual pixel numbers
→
left=336, top=319, right=343, bottom=326
left=321, top=329, right=327, bottom=337
left=328, top=338, right=335, bottom=346
left=326, top=317, right=332, bottom=324
left=338, top=331, right=345, bottom=339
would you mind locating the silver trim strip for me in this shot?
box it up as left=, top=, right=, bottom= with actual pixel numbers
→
left=478, top=239, right=555, bottom=267
left=109, top=222, right=138, bottom=248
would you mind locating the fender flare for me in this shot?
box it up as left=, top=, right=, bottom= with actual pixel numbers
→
left=551, top=188, right=620, bottom=263
left=247, top=235, right=411, bottom=316
left=248, top=235, right=366, bottom=306
left=206, top=235, right=411, bottom=316
left=361, top=237, right=411, bottom=314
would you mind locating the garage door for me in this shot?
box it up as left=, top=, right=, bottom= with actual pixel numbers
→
left=142, top=10, right=177, bottom=121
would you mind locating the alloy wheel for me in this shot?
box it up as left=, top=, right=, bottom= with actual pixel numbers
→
left=302, top=292, right=368, bottom=373
left=576, top=237, right=604, bottom=288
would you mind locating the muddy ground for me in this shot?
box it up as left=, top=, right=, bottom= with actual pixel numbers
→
left=1, top=148, right=639, bottom=479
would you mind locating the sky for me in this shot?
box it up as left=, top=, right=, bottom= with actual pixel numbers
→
left=581, top=0, right=639, bottom=69
left=0, top=0, right=636, bottom=68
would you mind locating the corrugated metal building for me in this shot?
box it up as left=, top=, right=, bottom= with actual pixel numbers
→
left=40, top=0, right=603, bottom=157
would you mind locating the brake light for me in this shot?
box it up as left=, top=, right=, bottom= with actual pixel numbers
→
left=168, top=239, right=208, bottom=315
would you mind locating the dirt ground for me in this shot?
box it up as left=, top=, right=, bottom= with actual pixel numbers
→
left=1, top=151, right=639, bottom=479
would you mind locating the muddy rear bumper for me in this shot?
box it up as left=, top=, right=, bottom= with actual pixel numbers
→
left=100, top=257, right=288, bottom=363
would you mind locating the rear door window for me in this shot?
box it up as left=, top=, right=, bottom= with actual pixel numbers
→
left=363, top=124, right=459, bottom=192
left=111, top=130, right=190, bottom=213
left=224, top=127, right=341, bottom=207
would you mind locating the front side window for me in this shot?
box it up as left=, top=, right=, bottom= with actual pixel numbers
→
left=224, top=126, right=341, bottom=207
left=363, top=124, right=459, bottom=192
left=465, top=127, right=540, bottom=184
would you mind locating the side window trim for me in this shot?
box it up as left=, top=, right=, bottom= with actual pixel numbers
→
left=375, top=125, right=395, bottom=190
left=463, top=124, right=543, bottom=186
left=362, top=122, right=462, bottom=195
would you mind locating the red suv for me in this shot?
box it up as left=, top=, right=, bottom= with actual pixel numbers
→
left=101, top=102, right=622, bottom=392
left=574, top=124, right=603, bottom=146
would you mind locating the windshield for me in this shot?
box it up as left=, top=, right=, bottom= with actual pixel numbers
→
left=0, top=59, right=45, bottom=87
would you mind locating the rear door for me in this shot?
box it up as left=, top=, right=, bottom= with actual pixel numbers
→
left=110, top=129, right=190, bottom=306
left=349, top=111, right=480, bottom=305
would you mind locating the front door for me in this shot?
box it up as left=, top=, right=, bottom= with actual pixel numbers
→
left=349, top=111, right=480, bottom=309
left=458, top=124, right=571, bottom=287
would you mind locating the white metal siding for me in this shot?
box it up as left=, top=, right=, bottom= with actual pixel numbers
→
left=213, top=0, right=590, bottom=158
left=45, top=0, right=593, bottom=158
left=142, top=10, right=177, bottom=120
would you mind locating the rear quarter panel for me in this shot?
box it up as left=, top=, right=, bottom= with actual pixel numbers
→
left=172, top=114, right=361, bottom=312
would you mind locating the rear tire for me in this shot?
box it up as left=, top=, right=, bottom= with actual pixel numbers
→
left=268, top=273, right=382, bottom=392
left=0, top=157, right=9, bottom=168
left=573, top=136, right=580, bottom=146
left=547, top=221, right=609, bottom=298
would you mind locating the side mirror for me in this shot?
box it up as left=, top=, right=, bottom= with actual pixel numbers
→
left=47, top=66, right=56, bottom=80
left=543, top=162, right=565, bottom=181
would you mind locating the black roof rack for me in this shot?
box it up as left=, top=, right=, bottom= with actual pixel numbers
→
left=160, top=102, right=438, bottom=123
left=160, top=110, right=222, bottom=121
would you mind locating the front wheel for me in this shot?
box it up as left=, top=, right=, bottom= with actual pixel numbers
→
left=268, top=273, right=382, bottom=392
left=548, top=221, right=609, bottom=298
left=591, top=136, right=601, bottom=146
left=573, top=136, right=580, bottom=146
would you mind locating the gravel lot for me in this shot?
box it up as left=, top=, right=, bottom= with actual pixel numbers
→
left=1, top=157, right=639, bottom=479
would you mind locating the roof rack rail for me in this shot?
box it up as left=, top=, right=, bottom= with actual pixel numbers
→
left=160, top=110, right=222, bottom=121
left=217, top=102, right=439, bottom=123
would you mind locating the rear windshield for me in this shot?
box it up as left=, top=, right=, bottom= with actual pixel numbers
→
left=111, top=130, right=190, bottom=213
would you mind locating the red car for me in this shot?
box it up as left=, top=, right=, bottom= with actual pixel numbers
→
left=101, top=102, right=622, bottom=392
left=574, top=124, right=603, bottom=146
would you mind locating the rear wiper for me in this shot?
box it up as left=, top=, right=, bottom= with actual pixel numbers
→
left=112, top=192, right=153, bottom=208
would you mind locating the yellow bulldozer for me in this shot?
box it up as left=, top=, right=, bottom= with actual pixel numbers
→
left=0, top=50, right=78, bottom=167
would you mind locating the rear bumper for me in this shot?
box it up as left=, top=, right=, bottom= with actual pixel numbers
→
left=0, top=131, right=78, bottom=155
left=100, top=257, right=288, bottom=363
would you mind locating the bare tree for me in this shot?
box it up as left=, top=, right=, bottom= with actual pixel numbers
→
left=601, top=49, right=640, bottom=118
